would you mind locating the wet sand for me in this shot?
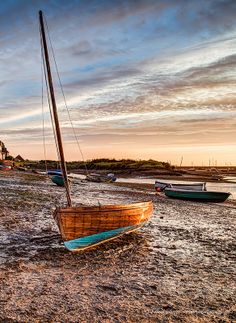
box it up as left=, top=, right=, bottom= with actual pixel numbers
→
left=0, top=171, right=235, bottom=322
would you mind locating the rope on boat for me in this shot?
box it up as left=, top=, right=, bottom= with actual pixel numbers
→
left=40, top=38, right=48, bottom=175
left=39, top=13, right=93, bottom=206
left=40, top=22, right=65, bottom=205
left=39, top=24, right=62, bottom=173
left=44, top=18, right=89, bottom=177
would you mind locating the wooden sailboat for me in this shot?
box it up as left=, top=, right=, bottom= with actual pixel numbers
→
left=39, top=11, right=153, bottom=251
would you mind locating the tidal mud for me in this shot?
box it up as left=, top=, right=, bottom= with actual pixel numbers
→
left=0, top=171, right=235, bottom=322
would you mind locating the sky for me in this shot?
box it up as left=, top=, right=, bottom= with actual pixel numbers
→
left=1, top=0, right=236, bottom=165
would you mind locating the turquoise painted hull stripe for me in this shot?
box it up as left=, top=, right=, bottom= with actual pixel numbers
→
left=64, top=225, right=140, bottom=250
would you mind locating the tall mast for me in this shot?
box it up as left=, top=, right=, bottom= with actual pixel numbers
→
left=39, top=10, right=72, bottom=207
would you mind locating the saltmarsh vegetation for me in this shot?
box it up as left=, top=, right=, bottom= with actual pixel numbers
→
left=22, top=158, right=173, bottom=172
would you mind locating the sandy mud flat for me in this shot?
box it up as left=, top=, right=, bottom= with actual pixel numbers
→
left=0, top=171, right=235, bottom=322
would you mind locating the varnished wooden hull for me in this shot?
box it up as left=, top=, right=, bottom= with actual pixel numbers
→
left=54, top=201, right=153, bottom=251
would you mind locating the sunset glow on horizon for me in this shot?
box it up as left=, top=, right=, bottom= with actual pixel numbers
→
left=1, top=0, right=236, bottom=166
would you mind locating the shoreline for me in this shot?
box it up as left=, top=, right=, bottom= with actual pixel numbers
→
left=71, top=169, right=236, bottom=184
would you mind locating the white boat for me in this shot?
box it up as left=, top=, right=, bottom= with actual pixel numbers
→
left=155, top=180, right=206, bottom=192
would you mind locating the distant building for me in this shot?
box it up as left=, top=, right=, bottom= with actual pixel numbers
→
left=14, top=155, right=25, bottom=162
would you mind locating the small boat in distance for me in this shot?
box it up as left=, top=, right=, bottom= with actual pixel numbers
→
left=164, top=188, right=231, bottom=203
left=47, top=169, right=62, bottom=176
left=155, top=180, right=206, bottom=192
left=51, top=175, right=65, bottom=187
left=86, top=172, right=116, bottom=183
left=39, top=11, right=153, bottom=251
left=48, top=170, right=64, bottom=186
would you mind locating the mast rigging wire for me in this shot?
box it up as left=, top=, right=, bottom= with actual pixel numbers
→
left=40, top=25, right=62, bottom=170
left=39, top=10, right=72, bottom=206
left=44, top=17, right=89, bottom=176
left=40, top=31, right=48, bottom=175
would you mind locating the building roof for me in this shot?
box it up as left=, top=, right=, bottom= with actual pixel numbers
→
left=15, top=155, right=24, bottom=161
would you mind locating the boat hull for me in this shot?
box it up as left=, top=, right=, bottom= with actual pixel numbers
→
left=164, top=188, right=230, bottom=202
left=51, top=175, right=64, bottom=186
left=47, top=169, right=62, bottom=176
left=86, top=174, right=116, bottom=183
left=54, top=201, right=153, bottom=251
left=155, top=180, right=206, bottom=192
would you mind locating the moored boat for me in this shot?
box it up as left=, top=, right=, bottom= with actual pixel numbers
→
left=51, top=175, right=65, bottom=187
left=39, top=11, right=153, bottom=251
left=164, top=188, right=230, bottom=203
left=86, top=173, right=116, bottom=183
left=47, top=169, right=62, bottom=176
left=155, top=180, right=206, bottom=192
left=54, top=201, right=153, bottom=251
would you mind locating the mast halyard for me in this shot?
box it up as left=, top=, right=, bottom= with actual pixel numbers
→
left=39, top=10, right=72, bottom=207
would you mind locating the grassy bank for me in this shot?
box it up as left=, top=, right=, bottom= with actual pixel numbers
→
left=21, top=158, right=177, bottom=174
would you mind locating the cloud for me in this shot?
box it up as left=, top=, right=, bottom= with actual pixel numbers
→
left=1, top=0, right=236, bottom=163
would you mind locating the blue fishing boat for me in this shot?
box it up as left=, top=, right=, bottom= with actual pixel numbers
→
left=51, top=175, right=64, bottom=187
left=47, top=169, right=62, bottom=176
left=164, top=188, right=231, bottom=203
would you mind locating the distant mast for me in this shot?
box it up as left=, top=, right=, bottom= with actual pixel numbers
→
left=39, top=10, right=72, bottom=207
